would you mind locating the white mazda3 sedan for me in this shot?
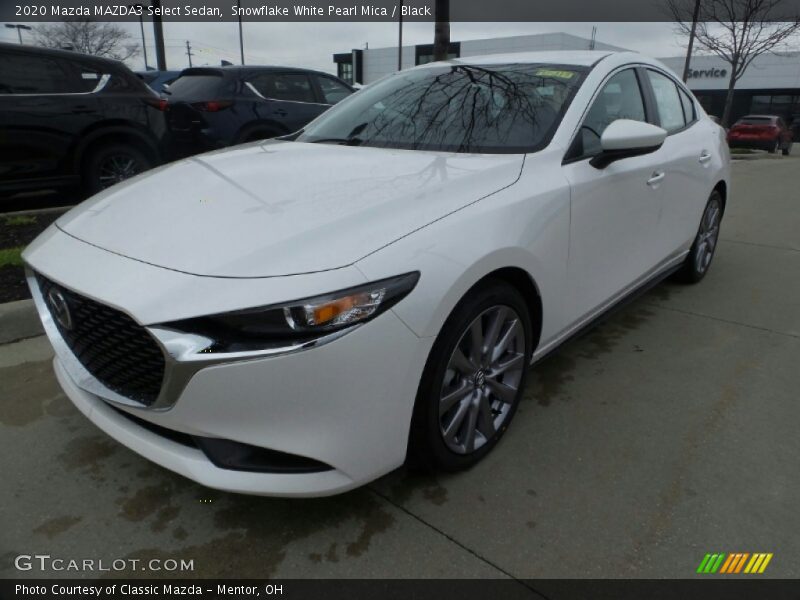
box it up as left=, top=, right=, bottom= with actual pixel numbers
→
left=24, top=51, right=730, bottom=496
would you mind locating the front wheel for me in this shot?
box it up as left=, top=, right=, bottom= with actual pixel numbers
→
left=408, top=281, right=534, bottom=472
left=677, top=191, right=723, bottom=284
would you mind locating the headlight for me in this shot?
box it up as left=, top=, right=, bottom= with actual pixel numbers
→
left=163, top=272, right=419, bottom=354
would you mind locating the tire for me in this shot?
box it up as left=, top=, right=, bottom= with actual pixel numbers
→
left=676, top=191, right=723, bottom=284
left=782, top=142, right=792, bottom=157
left=408, top=280, right=534, bottom=472
left=83, top=143, right=152, bottom=195
left=768, top=139, right=779, bottom=154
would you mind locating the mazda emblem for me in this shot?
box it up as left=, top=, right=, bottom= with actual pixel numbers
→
left=47, top=289, right=73, bottom=331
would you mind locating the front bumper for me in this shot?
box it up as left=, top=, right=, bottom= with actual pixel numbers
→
left=25, top=228, right=432, bottom=497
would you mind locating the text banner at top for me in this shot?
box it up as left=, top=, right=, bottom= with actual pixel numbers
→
left=5, top=0, right=800, bottom=23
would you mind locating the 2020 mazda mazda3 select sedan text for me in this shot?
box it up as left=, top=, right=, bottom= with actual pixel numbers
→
left=24, top=51, right=730, bottom=497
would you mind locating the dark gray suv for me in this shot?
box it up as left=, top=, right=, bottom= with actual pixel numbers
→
left=0, top=43, right=167, bottom=196
left=164, top=66, right=354, bottom=159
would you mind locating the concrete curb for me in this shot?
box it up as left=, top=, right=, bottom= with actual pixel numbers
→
left=0, top=298, right=42, bottom=344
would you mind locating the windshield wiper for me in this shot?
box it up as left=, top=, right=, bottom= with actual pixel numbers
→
left=308, top=137, right=364, bottom=146
left=308, top=122, right=367, bottom=146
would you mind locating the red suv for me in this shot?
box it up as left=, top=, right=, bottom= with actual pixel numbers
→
left=728, top=115, right=794, bottom=155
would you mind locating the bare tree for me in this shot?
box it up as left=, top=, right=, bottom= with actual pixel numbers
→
left=668, top=0, right=800, bottom=126
left=33, top=19, right=139, bottom=62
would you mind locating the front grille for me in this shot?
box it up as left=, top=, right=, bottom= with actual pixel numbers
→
left=37, top=274, right=165, bottom=406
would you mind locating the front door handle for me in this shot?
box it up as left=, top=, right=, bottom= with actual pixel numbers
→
left=647, top=171, right=665, bottom=187
left=699, top=152, right=713, bottom=164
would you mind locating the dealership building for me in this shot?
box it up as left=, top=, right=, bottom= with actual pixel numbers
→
left=334, top=32, right=800, bottom=125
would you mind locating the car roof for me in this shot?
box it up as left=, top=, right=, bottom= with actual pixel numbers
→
left=0, top=41, right=124, bottom=69
left=446, top=50, right=618, bottom=67
left=181, top=65, right=334, bottom=77
left=135, top=70, right=182, bottom=76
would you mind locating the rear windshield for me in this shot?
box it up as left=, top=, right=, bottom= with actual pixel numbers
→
left=138, top=72, right=159, bottom=84
left=738, top=117, right=774, bottom=125
left=167, top=73, right=233, bottom=98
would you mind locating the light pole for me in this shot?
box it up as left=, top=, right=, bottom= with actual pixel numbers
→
left=5, top=24, right=32, bottom=45
left=236, top=0, right=245, bottom=65
left=129, top=4, right=150, bottom=70
left=397, top=0, right=403, bottom=70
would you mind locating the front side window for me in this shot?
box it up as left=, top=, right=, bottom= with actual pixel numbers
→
left=297, top=63, right=587, bottom=153
left=0, top=53, right=72, bottom=94
left=572, top=68, right=647, bottom=159
left=317, top=76, right=352, bottom=105
left=647, top=70, right=686, bottom=133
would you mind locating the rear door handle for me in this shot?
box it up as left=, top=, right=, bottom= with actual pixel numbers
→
left=647, top=171, right=665, bottom=187
left=699, top=152, right=713, bottom=164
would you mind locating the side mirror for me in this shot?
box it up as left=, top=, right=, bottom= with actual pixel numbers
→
left=590, top=119, right=667, bottom=169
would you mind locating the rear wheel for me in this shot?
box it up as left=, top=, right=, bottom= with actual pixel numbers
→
left=84, top=143, right=152, bottom=195
left=408, top=281, right=534, bottom=471
left=768, top=139, right=779, bottom=154
left=782, top=142, right=792, bottom=156
left=677, top=191, right=723, bottom=284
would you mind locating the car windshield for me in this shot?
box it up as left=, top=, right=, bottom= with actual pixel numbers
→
left=738, top=117, right=774, bottom=125
left=296, top=63, right=587, bottom=153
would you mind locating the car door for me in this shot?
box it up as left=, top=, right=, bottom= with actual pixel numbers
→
left=248, top=71, right=328, bottom=133
left=561, top=67, right=667, bottom=324
left=0, top=51, right=100, bottom=186
left=644, top=69, right=715, bottom=259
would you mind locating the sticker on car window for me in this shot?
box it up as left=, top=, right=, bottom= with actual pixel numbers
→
left=535, top=69, right=576, bottom=80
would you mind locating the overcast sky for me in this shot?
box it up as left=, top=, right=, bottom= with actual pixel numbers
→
left=1, top=21, right=690, bottom=73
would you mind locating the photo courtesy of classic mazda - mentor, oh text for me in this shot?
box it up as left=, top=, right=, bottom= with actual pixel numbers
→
left=23, top=50, right=730, bottom=497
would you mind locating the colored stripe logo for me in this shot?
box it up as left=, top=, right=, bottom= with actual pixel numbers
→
left=697, top=553, right=773, bottom=574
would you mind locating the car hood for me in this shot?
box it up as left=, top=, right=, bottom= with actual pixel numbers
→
left=57, top=141, right=524, bottom=277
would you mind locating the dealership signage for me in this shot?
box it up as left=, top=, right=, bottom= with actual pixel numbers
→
left=687, top=67, right=729, bottom=79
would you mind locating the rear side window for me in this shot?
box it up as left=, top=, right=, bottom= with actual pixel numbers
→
left=647, top=70, right=686, bottom=133
left=104, top=73, right=136, bottom=93
left=317, top=76, right=352, bottom=104
left=679, top=87, right=696, bottom=124
left=251, top=73, right=316, bottom=103
left=71, top=66, right=104, bottom=93
left=168, top=73, right=232, bottom=98
left=0, top=53, right=73, bottom=94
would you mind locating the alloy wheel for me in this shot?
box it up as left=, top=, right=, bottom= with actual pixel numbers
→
left=98, top=154, right=142, bottom=189
left=695, top=197, right=722, bottom=275
left=439, top=305, right=526, bottom=455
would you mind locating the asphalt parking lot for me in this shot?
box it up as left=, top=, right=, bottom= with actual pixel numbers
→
left=1, top=151, right=798, bottom=581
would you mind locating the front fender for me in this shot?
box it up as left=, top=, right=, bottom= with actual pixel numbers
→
left=356, top=170, right=571, bottom=347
